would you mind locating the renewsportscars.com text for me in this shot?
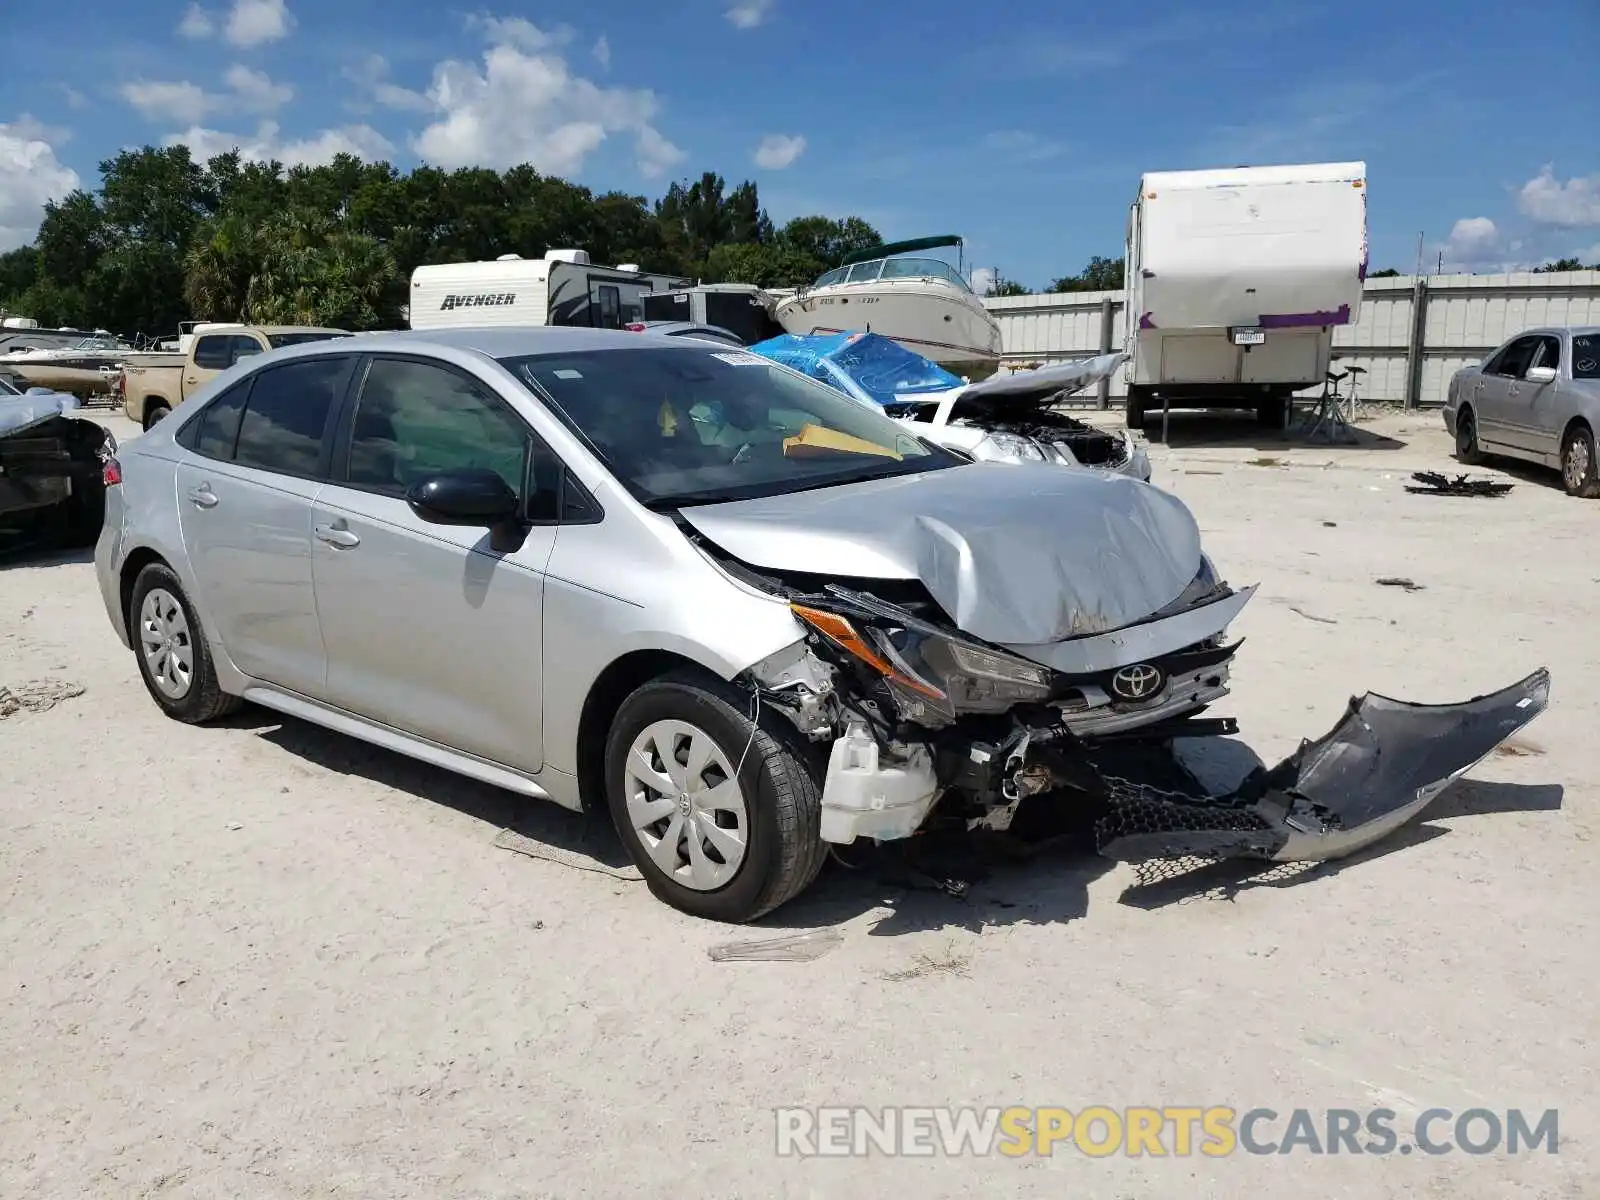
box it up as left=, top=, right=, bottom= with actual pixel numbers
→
left=774, top=1105, right=1559, bottom=1158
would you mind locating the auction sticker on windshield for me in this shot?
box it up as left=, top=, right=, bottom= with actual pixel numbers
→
left=711, top=352, right=769, bottom=366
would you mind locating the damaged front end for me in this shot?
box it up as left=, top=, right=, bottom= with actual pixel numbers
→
left=737, top=568, right=1551, bottom=870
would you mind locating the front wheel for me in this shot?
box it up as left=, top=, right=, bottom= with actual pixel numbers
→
left=604, top=671, right=826, bottom=922
left=1455, top=407, right=1485, bottom=465
left=1561, top=424, right=1600, bottom=498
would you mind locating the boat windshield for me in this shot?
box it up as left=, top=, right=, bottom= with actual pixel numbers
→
left=810, top=257, right=971, bottom=291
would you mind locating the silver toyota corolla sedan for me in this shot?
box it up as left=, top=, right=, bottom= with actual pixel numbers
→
left=95, top=327, right=1549, bottom=921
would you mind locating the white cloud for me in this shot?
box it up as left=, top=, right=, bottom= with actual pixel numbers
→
left=177, top=2, right=214, bottom=38
left=636, top=125, right=685, bottom=179
left=465, top=14, right=575, bottom=51
left=121, top=79, right=214, bottom=124
left=0, top=117, right=81, bottom=251
left=1438, top=216, right=1505, bottom=269
left=343, top=54, right=433, bottom=113
left=725, top=0, right=774, bottom=28
left=969, top=266, right=997, bottom=296
left=983, top=129, right=1066, bottom=163
left=753, top=133, right=805, bottom=169
left=592, top=34, right=611, bottom=70
left=61, top=86, right=88, bottom=111
left=121, top=65, right=291, bottom=124
left=167, top=120, right=395, bottom=167
left=223, top=64, right=293, bottom=113
left=1516, top=166, right=1600, bottom=229
left=225, top=0, right=294, bottom=47
left=411, top=39, right=679, bottom=179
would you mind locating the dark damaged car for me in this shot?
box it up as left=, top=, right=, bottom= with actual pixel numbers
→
left=94, top=328, right=1549, bottom=922
left=1, top=379, right=114, bottom=555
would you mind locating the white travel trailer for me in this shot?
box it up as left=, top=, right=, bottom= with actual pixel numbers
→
left=408, top=250, right=691, bottom=331
left=1123, top=161, right=1368, bottom=428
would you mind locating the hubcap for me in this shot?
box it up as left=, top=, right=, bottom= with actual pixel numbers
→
left=624, top=719, right=749, bottom=891
left=1565, top=437, right=1591, bottom=490
left=138, top=587, right=195, bottom=700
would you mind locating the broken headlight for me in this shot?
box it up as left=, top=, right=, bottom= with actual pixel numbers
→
left=791, top=602, right=1054, bottom=724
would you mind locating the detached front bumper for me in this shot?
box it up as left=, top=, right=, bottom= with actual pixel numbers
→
left=1095, top=668, right=1551, bottom=865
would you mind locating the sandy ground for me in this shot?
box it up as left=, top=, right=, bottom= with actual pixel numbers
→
left=1, top=405, right=1595, bottom=1198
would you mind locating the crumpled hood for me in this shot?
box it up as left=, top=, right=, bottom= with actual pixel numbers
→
left=678, top=461, right=1203, bottom=644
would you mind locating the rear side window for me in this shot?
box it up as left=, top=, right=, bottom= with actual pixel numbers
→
left=233, top=356, right=352, bottom=477
left=188, top=384, right=251, bottom=459
left=192, top=336, right=233, bottom=370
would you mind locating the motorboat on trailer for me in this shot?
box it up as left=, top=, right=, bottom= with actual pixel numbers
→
left=772, top=235, right=1003, bottom=379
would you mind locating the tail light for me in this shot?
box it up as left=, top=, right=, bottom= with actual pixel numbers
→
left=625, top=322, right=647, bottom=332
left=102, top=455, right=122, bottom=486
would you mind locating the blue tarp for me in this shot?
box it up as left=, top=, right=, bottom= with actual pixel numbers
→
left=747, top=331, right=965, bottom=407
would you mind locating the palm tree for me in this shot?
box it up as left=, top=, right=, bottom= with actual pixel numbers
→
left=183, top=215, right=260, bottom=321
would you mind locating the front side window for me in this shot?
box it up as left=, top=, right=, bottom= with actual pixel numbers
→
left=1533, top=336, right=1562, bottom=373
left=1492, top=337, right=1540, bottom=378
left=500, top=345, right=955, bottom=508
left=232, top=356, right=350, bottom=477
left=344, top=358, right=534, bottom=502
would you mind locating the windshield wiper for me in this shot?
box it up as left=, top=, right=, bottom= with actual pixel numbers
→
left=642, top=491, right=758, bottom=510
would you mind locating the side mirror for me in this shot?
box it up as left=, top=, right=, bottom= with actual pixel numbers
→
left=406, top=468, right=520, bottom=527
left=1525, top=365, right=1558, bottom=384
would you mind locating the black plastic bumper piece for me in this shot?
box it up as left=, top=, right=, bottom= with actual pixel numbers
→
left=1096, top=668, right=1552, bottom=864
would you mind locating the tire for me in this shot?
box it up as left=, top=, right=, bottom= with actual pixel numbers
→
left=1560, top=423, right=1600, bottom=499
left=1455, top=406, right=1485, bottom=465
left=143, top=402, right=171, bottom=432
left=127, top=563, right=242, bottom=723
left=604, top=670, right=826, bottom=922
left=1125, top=388, right=1147, bottom=430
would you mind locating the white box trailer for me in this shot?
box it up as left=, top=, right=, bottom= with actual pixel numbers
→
left=1123, top=161, right=1368, bottom=428
left=408, top=250, right=691, bottom=332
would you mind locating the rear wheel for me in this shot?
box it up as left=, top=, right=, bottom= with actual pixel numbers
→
left=1455, top=406, right=1485, bottom=465
left=1561, top=423, right=1600, bottom=498
left=604, top=670, right=825, bottom=922
left=143, top=402, right=171, bottom=432
left=128, top=563, right=241, bottom=723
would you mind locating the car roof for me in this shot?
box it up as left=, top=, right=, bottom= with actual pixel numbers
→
left=263, top=325, right=703, bottom=360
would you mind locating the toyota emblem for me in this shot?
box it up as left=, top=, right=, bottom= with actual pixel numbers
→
left=1110, top=663, right=1164, bottom=702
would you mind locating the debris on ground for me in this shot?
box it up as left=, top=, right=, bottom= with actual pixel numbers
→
left=493, top=828, right=644, bottom=881
left=1245, top=457, right=1283, bottom=467
left=884, top=941, right=972, bottom=982
left=0, top=678, right=85, bottom=719
left=1375, top=577, right=1426, bottom=592
left=1322, top=521, right=1338, bottom=527
left=1406, top=471, right=1514, bottom=497
left=708, top=929, right=844, bottom=963
left=1289, top=606, right=1338, bottom=625
left=1494, top=738, right=1544, bottom=758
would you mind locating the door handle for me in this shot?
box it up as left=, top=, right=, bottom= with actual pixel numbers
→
left=186, top=485, right=218, bottom=509
left=314, top=523, right=360, bottom=548
left=185, top=377, right=198, bottom=385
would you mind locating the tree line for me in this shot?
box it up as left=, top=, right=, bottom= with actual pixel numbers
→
left=0, top=145, right=890, bottom=339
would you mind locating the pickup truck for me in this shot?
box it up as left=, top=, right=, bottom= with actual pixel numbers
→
left=120, top=324, right=350, bottom=429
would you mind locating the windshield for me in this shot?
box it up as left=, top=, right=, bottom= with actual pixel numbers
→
left=1575, top=332, right=1599, bottom=380
left=499, top=346, right=958, bottom=506
left=266, top=331, right=352, bottom=348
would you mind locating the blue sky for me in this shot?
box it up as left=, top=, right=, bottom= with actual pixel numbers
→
left=2, top=0, right=1597, bottom=288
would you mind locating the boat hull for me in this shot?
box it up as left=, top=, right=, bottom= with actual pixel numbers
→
left=774, top=281, right=1002, bottom=377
